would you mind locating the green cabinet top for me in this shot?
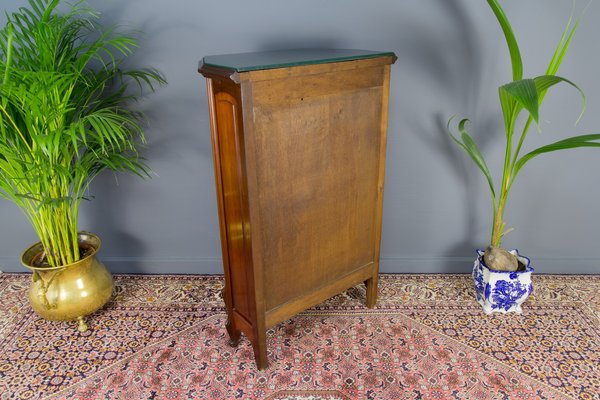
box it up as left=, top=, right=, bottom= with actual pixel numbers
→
left=199, top=48, right=396, bottom=73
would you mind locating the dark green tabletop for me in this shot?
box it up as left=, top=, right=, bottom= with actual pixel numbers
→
left=200, top=48, right=396, bottom=73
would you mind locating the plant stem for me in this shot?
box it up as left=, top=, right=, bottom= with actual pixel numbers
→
left=3, top=23, right=13, bottom=86
left=491, top=191, right=508, bottom=247
left=492, top=121, right=515, bottom=247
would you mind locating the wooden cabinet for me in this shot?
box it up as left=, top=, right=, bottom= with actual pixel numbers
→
left=199, top=49, right=396, bottom=369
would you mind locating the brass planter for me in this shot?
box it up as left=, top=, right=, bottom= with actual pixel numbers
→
left=21, top=232, right=114, bottom=332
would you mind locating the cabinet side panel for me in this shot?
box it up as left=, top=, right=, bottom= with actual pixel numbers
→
left=250, top=65, right=387, bottom=311
left=212, top=89, right=254, bottom=321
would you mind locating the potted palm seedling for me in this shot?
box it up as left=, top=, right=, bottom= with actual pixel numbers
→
left=0, top=0, right=164, bottom=331
left=449, top=0, right=600, bottom=314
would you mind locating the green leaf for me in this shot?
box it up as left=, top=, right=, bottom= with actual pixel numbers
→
left=546, top=9, right=579, bottom=76
left=499, top=75, right=584, bottom=136
left=533, top=75, right=586, bottom=123
left=486, top=0, right=523, bottom=81
left=500, top=79, right=539, bottom=124
left=514, top=134, right=600, bottom=178
left=448, top=118, right=496, bottom=199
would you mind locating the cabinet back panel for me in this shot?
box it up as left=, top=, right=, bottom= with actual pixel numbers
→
left=249, top=67, right=386, bottom=311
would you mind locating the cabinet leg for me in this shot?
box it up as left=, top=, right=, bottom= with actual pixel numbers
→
left=252, top=332, right=269, bottom=370
left=225, top=315, right=242, bottom=347
left=365, top=274, right=379, bottom=308
left=222, top=287, right=241, bottom=347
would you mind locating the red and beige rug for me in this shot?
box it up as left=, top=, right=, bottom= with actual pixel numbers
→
left=0, top=273, right=598, bottom=399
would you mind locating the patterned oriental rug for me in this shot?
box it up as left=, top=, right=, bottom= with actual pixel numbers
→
left=0, top=274, right=598, bottom=400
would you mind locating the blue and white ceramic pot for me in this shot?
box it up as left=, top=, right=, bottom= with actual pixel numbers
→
left=472, top=249, right=534, bottom=314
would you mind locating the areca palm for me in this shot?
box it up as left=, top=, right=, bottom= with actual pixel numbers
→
left=0, top=0, right=164, bottom=267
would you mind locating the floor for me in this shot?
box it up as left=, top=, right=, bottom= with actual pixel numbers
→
left=0, top=273, right=598, bottom=399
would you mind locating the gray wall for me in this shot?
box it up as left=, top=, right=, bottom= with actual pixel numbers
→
left=1, top=0, right=599, bottom=274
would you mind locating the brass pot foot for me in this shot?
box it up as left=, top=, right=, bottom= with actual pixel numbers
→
left=77, top=316, right=88, bottom=333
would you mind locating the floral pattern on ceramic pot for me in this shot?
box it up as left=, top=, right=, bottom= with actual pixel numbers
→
left=473, top=249, right=534, bottom=314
